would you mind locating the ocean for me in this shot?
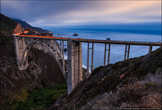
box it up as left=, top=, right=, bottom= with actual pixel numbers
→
left=45, top=27, right=161, bottom=68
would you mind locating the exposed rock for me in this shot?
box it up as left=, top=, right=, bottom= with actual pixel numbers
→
left=50, top=48, right=162, bottom=110
left=0, top=13, right=65, bottom=109
left=0, top=47, right=66, bottom=95
left=13, top=23, right=24, bottom=34
left=80, top=71, right=162, bottom=110
left=73, top=33, right=79, bottom=36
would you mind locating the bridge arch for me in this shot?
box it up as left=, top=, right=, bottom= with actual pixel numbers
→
left=14, top=37, right=83, bottom=94
left=20, top=40, right=65, bottom=76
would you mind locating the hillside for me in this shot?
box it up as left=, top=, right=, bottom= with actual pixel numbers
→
left=0, top=13, right=17, bottom=36
left=13, top=18, right=52, bottom=33
left=0, top=13, right=52, bottom=35
left=0, top=13, right=66, bottom=110
left=50, top=47, right=162, bottom=110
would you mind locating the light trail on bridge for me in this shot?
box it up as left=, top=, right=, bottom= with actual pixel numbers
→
left=15, top=34, right=162, bottom=46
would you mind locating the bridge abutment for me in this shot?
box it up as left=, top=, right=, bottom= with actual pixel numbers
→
left=67, top=40, right=83, bottom=94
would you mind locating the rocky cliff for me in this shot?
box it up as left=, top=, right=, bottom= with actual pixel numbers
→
left=50, top=47, right=162, bottom=110
left=0, top=13, right=65, bottom=110
left=13, top=18, right=52, bottom=34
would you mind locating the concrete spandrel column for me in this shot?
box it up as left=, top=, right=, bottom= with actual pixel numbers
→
left=14, top=37, right=28, bottom=70
left=50, top=40, right=54, bottom=49
left=14, top=37, right=20, bottom=62
left=14, top=37, right=25, bottom=62
left=67, top=40, right=83, bottom=95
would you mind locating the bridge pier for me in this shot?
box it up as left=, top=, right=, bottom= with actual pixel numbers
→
left=124, top=44, right=130, bottom=61
left=67, top=40, right=83, bottom=94
left=149, top=46, right=152, bottom=53
left=104, top=43, right=111, bottom=66
left=14, top=37, right=29, bottom=70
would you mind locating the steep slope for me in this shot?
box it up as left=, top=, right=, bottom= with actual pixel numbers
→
left=0, top=13, right=66, bottom=110
left=0, top=13, right=17, bottom=36
left=13, top=19, right=32, bottom=28
left=0, top=13, right=17, bottom=57
left=13, top=18, right=51, bottom=33
left=50, top=47, right=162, bottom=110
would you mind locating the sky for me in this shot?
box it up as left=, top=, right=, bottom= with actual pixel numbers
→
left=1, top=0, right=161, bottom=27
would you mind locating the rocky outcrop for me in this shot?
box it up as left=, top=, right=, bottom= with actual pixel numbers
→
left=80, top=71, right=162, bottom=110
left=0, top=13, right=65, bottom=109
left=13, top=23, right=24, bottom=34
left=50, top=47, right=162, bottom=110
left=0, top=38, right=66, bottom=101
left=13, top=18, right=52, bottom=34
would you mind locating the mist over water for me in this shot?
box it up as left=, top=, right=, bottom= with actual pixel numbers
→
left=47, top=27, right=161, bottom=68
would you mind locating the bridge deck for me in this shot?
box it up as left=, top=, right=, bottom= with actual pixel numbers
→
left=14, top=34, right=162, bottom=46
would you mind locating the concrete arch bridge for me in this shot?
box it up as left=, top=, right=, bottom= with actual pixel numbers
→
left=13, top=34, right=162, bottom=94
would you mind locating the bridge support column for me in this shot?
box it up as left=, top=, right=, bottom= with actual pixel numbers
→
left=124, top=44, right=130, bottom=61
left=149, top=46, right=152, bottom=54
left=14, top=37, right=28, bottom=70
left=67, top=40, right=83, bottom=94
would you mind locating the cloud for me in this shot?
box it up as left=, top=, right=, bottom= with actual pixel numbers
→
left=1, top=0, right=161, bottom=27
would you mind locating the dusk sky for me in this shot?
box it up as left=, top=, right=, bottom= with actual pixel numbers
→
left=1, top=0, right=161, bottom=27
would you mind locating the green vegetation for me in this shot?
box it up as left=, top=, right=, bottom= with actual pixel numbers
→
left=144, top=82, right=158, bottom=89
left=4, top=84, right=66, bottom=110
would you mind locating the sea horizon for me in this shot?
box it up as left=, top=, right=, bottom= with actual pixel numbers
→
left=44, top=26, right=161, bottom=68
